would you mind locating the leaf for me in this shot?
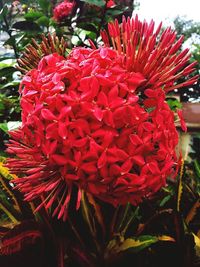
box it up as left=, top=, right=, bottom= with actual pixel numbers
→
left=0, top=123, right=8, bottom=133
left=0, top=81, right=20, bottom=90
left=12, top=21, right=41, bottom=32
left=159, top=195, right=171, bottom=207
left=0, top=61, right=16, bottom=70
left=0, top=162, right=22, bottom=215
left=87, top=193, right=105, bottom=235
left=194, top=159, right=200, bottom=179
left=24, top=11, right=44, bottom=21
left=81, top=191, right=96, bottom=237
left=37, top=0, right=50, bottom=12
left=166, top=98, right=182, bottom=111
left=117, top=236, right=158, bottom=252
left=106, top=9, right=125, bottom=16
left=0, top=202, right=19, bottom=224
left=0, top=5, right=8, bottom=21
left=186, top=199, right=200, bottom=225
left=193, top=233, right=200, bottom=257
left=76, top=23, right=97, bottom=32
left=80, top=0, right=105, bottom=7
left=106, top=235, right=175, bottom=255
left=36, top=16, right=49, bottom=27
left=0, top=221, right=43, bottom=255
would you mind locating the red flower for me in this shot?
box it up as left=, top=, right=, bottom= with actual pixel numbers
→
left=6, top=16, right=197, bottom=220
left=106, top=0, right=116, bottom=8
left=53, top=1, right=74, bottom=22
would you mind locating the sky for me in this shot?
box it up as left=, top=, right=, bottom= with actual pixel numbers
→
left=136, top=0, right=200, bottom=26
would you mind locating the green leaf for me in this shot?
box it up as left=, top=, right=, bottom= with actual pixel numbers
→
left=0, top=123, right=8, bottom=133
left=24, top=11, right=44, bottom=21
left=76, top=23, right=97, bottom=32
left=36, top=16, right=49, bottom=27
left=194, top=159, right=200, bottom=178
left=0, top=5, right=8, bottom=20
left=106, top=9, right=125, bottom=16
left=0, top=81, right=19, bottom=90
left=0, top=61, right=15, bottom=70
left=167, top=98, right=182, bottom=111
left=37, top=0, right=50, bottom=13
left=159, top=195, right=171, bottom=207
left=81, top=0, right=105, bottom=7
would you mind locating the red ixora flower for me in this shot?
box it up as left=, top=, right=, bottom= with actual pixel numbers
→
left=6, top=16, right=198, bottom=220
left=106, top=0, right=116, bottom=8
left=53, top=0, right=74, bottom=22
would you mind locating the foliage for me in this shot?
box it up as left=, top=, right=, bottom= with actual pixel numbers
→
left=0, top=155, right=200, bottom=266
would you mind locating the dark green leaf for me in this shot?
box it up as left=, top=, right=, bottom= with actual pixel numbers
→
left=12, top=21, right=41, bottom=32
left=81, top=0, right=105, bottom=7
left=3, top=36, right=16, bottom=47
left=194, top=159, right=200, bottom=178
left=76, top=23, right=97, bottom=32
left=0, top=5, right=8, bottom=21
left=37, top=0, right=50, bottom=13
left=106, top=9, right=124, bottom=16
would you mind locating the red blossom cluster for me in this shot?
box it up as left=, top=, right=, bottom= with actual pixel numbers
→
left=106, top=0, right=116, bottom=8
left=53, top=0, right=74, bottom=22
left=6, top=16, right=198, bottom=220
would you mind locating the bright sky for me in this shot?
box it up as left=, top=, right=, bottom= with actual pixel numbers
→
left=136, top=0, right=200, bottom=26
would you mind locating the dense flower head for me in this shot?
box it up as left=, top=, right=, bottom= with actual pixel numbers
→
left=53, top=0, right=74, bottom=22
left=6, top=16, right=198, bottom=220
left=106, top=0, right=116, bottom=8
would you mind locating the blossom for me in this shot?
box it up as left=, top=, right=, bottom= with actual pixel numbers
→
left=106, top=0, right=116, bottom=8
left=53, top=1, right=74, bottom=22
left=6, top=16, right=197, bottom=220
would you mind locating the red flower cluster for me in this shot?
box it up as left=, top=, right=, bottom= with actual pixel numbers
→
left=106, top=0, right=116, bottom=8
left=6, top=16, right=198, bottom=220
left=53, top=0, right=74, bottom=22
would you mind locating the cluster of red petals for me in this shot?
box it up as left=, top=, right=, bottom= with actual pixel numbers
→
left=106, top=0, right=116, bottom=8
left=53, top=0, right=74, bottom=22
left=6, top=16, right=198, bottom=220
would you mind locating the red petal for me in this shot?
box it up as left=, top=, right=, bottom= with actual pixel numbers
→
left=41, top=109, right=57, bottom=121
left=121, top=158, right=132, bottom=174
left=51, top=154, right=68, bottom=165
left=97, top=150, right=107, bottom=169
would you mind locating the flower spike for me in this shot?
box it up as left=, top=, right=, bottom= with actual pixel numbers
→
left=101, top=16, right=198, bottom=92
